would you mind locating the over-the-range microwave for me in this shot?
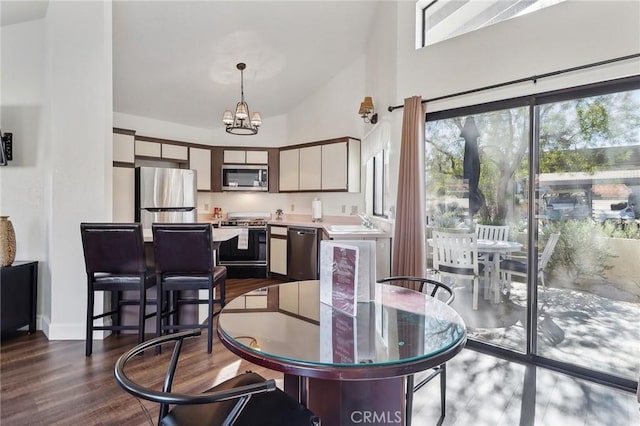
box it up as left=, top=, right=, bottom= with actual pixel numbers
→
left=221, top=164, right=268, bottom=191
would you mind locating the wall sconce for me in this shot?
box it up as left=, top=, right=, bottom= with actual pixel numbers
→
left=358, top=96, right=378, bottom=124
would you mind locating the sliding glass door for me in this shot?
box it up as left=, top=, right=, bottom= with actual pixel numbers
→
left=425, top=102, right=530, bottom=353
left=424, top=77, right=640, bottom=385
left=534, top=84, right=640, bottom=380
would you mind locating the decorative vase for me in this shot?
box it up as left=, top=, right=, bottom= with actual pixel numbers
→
left=0, top=216, right=16, bottom=267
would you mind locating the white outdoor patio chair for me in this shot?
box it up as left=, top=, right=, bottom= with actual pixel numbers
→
left=499, top=233, right=560, bottom=294
left=475, top=224, right=510, bottom=299
left=475, top=224, right=510, bottom=242
left=431, top=230, right=483, bottom=310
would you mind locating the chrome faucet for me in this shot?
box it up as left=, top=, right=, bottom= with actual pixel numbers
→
left=357, top=213, right=373, bottom=228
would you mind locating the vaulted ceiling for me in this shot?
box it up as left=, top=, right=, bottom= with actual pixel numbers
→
left=114, top=1, right=380, bottom=130
left=2, top=1, right=380, bottom=130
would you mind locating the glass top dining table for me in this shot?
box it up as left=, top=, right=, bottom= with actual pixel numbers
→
left=218, top=280, right=466, bottom=379
left=218, top=281, right=466, bottom=425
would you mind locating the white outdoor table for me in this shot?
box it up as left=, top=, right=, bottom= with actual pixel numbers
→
left=427, top=238, right=523, bottom=304
left=476, top=239, right=523, bottom=303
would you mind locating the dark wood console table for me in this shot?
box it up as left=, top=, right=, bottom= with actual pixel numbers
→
left=1, top=261, right=38, bottom=336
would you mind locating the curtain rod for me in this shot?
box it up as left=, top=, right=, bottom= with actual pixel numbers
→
left=387, top=53, right=640, bottom=112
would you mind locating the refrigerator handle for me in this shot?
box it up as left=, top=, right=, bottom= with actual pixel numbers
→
left=145, top=207, right=195, bottom=212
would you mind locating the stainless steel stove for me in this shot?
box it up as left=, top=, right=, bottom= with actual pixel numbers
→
left=216, top=212, right=270, bottom=278
left=219, top=211, right=271, bottom=228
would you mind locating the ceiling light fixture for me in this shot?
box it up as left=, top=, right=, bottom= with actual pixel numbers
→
left=222, top=63, right=262, bottom=135
left=359, top=96, right=378, bottom=124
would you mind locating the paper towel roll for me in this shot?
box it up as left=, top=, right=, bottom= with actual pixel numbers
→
left=312, top=198, right=322, bottom=221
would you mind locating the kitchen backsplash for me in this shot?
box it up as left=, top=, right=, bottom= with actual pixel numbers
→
left=197, top=191, right=365, bottom=217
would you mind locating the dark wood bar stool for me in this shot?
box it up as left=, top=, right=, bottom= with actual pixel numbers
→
left=152, top=223, right=226, bottom=353
left=80, top=223, right=157, bottom=356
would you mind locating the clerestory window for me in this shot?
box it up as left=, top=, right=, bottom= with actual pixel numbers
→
left=417, top=0, right=567, bottom=47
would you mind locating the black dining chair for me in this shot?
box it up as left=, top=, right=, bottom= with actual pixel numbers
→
left=114, top=329, right=320, bottom=426
left=80, top=222, right=158, bottom=356
left=377, top=276, right=454, bottom=426
left=152, top=223, right=226, bottom=354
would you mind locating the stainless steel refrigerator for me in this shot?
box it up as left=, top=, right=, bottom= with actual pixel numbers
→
left=135, top=167, right=197, bottom=230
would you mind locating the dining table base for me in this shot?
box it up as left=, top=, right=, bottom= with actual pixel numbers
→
left=285, top=374, right=405, bottom=425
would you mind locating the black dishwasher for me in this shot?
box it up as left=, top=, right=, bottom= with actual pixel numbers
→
left=287, top=227, right=318, bottom=280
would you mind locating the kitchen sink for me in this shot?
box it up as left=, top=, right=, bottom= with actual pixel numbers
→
left=326, top=225, right=380, bottom=232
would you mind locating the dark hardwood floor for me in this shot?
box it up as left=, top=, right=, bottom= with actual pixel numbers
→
left=1, top=278, right=638, bottom=425
left=0, top=278, right=283, bottom=426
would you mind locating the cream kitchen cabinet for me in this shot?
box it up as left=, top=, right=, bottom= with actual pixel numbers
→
left=224, top=149, right=269, bottom=164
left=299, top=145, right=322, bottom=190
left=278, top=137, right=360, bottom=192
left=269, top=225, right=288, bottom=277
left=223, top=150, right=246, bottom=164
left=135, top=138, right=188, bottom=162
left=189, top=147, right=212, bottom=191
left=279, top=149, right=299, bottom=191
left=135, top=140, right=161, bottom=158
left=161, top=144, right=188, bottom=161
left=245, top=150, right=268, bottom=164
left=113, top=132, right=135, bottom=163
left=321, top=138, right=360, bottom=192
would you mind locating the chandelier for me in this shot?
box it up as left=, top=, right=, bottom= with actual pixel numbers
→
left=222, top=63, right=262, bottom=135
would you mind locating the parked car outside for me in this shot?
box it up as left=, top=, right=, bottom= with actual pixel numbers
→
left=542, top=192, right=590, bottom=221
left=598, top=204, right=636, bottom=223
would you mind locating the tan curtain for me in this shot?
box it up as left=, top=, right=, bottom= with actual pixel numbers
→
left=392, top=96, right=426, bottom=288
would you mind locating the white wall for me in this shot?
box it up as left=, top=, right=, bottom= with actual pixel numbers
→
left=114, top=110, right=288, bottom=148
left=0, top=18, right=49, bottom=321
left=45, top=1, right=113, bottom=339
left=364, top=0, right=398, bottom=124
left=114, top=112, right=215, bottom=145
left=0, top=1, right=113, bottom=339
left=395, top=0, right=640, bottom=112
left=361, top=0, right=400, bottom=219
left=286, top=55, right=365, bottom=144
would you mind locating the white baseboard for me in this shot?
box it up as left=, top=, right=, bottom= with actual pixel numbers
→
left=40, top=315, right=109, bottom=341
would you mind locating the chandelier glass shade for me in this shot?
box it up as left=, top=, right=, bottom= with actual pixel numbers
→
left=222, top=63, right=262, bottom=135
